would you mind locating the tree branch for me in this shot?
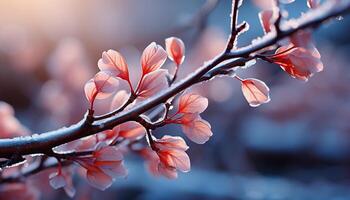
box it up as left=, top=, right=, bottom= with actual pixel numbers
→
left=226, top=0, right=242, bottom=52
left=0, top=0, right=348, bottom=159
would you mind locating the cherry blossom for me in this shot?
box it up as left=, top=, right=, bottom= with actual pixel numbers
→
left=110, top=90, right=129, bottom=111
left=140, top=42, right=167, bottom=75
left=98, top=50, right=129, bottom=80
left=141, top=135, right=190, bottom=179
left=74, top=145, right=127, bottom=190
left=165, top=37, right=185, bottom=66
left=267, top=45, right=323, bottom=81
left=100, top=121, right=146, bottom=143
left=137, top=69, right=169, bottom=99
left=240, top=78, right=270, bottom=107
left=179, top=113, right=212, bottom=144
left=290, top=30, right=321, bottom=58
left=87, top=41, right=172, bottom=110
left=165, top=93, right=212, bottom=144
left=84, top=71, right=120, bottom=108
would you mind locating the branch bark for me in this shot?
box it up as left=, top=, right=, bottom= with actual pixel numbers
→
left=0, top=0, right=348, bottom=159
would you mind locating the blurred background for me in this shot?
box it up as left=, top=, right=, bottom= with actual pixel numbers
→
left=1, top=0, right=350, bottom=199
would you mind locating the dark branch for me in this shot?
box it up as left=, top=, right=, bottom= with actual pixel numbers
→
left=225, top=0, right=242, bottom=52
left=0, top=0, right=348, bottom=160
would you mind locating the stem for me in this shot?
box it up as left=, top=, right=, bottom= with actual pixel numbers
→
left=0, top=0, right=347, bottom=158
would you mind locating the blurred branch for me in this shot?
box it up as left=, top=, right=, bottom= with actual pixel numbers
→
left=0, top=0, right=349, bottom=162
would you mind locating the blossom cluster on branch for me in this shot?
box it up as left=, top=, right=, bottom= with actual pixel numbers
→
left=0, top=0, right=349, bottom=199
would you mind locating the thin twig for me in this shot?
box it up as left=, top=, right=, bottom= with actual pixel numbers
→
left=0, top=0, right=348, bottom=159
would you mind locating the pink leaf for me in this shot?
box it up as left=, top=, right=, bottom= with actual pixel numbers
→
left=271, top=45, right=323, bottom=81
left=98, top=49, right=129, bottom=80
left=86, top=168, right=113, bottom=191
left=155, top=135, right=189, bottom=151
left=141, top=42, right=167, bottom=75
left=181, top=114, right=213, bottom=144
left=165, top=37, right=185, bottom=66
left=118, top=121, right=146, bottom=141
left=241, top=78, right=270, bottom=107
left=137, top=69, right=168, bottom=98
left=178, top=93, right=208, bottom=114
left=84, top=71, right=120, bottom=103
left=110, top=90, right=129, bottom=111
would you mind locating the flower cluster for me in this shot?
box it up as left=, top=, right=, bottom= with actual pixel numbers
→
left=234, top=0, right=323, bottom=107
left=0, top=0, right=338, bottom=199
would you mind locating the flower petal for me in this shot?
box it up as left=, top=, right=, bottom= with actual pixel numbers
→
left=165, top=37, right=185, bottom=66
left=169, top=149, right=191, bottom=172
left=84, top=72, right=120, bottom=102
left=110, top=90, right=129, bottom=111
left=141, top=42, right=167, bottom=74
left=137, top=69, right=168, bottom=98
left=181, top=115, right=213, bottom=144
left=98, top=49, right=129, bottom=80
left=156, top=135, right=189, bottom=151
left=86, top=168, right=113, bottom=191
left=241, top=78, right=270, bottom=107
left=178, top=93, right=208, bottom=114
left=119, top=121, right=146, bottom=140
left=95, top=146, right=123, bottom=161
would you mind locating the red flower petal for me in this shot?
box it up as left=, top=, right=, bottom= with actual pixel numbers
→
left=181, top=114, right=213, bottom=144
left=84, top=71, right=120, bottom=103
left=137, top=69, right=168, bottom=98
left=98, top=49, right=129, bottom=80
left=165, top=37, right=185, bottom=66
left=178, top=93, right=208, bottom=114
left=241, top=78, right=270, bottom=107
left=110, top=90, right=129, bottom=111
left=118, top=121, right=146, bottom=141
left=86, top=168, right=113, bottom=191
left=141, top=42, right=167, bottom=75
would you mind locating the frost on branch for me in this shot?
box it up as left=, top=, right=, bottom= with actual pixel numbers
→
left=0, top=0, right=349, bottom=199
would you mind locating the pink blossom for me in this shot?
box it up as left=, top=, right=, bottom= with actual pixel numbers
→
left=141, top=135, right=190, bottom=179
left=137, top=69, right=169, bottom=99
left=84, top=71, right=120, bottom=106
left=110, top=90, right=129, bottom=111
left=177, top=93, right=208, bottom=114
left=241, top=78, right=270, bottom=107
left=267, top=45, right=323, bottom=81
left=141, top=42, right=167, bottom=75
left=165, top=93, right=212, bottom=144
left=75, top=145, right=127, bottom=190
left=165, top=37, right=185, bottom=66
left=98, top=49, right=129, bottom=81
left=180, top=113, right=212, bottom=144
